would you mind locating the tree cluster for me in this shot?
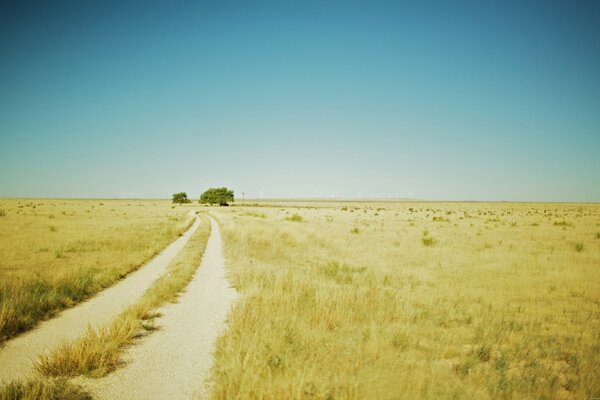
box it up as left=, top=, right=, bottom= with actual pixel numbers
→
left=172, top=192, right=191, bottom=204
left=199, top=187, right=234, bottom=206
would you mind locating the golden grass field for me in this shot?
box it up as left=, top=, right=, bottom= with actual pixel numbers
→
left=0, top=199, right=193, bottom=343
left=1, top=199, right=599, bottom=399
left=210, top=201, right=600, bottom=400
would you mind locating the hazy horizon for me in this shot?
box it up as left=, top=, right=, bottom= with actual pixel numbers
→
left=1, top=1, right=599, bottom=202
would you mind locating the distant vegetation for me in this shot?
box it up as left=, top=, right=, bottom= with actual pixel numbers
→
left=171, top=192, right=191, bottom=205
left=199, top=187, right=234, bottom=206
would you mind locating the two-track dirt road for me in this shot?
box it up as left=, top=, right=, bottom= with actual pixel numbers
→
left=81, top=216, right=237, bottom=399
left=0, top=215, right=202, bottom=383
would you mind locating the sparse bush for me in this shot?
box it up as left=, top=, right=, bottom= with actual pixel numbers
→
left=596, top=232, right=600, bottom=239
left=554, top=220, right=572, bottom=227
left=0, top=209, right=7, bottom=217
left=285, top=214, right=303, bottom=222
left=422, top=237, right=436, bottom=246
left=350, top=227, right=360, bottom=234
left=391, top=332, right=409, bottom=350
left=574, top=242, right=584, bottom=252
left=49, top=226, right=57, bottom=232
left=241, top=212, right=267, bottom=219
left=476, top=344, right=492, bottom=362
left=432, top=216, right=449, bottom=222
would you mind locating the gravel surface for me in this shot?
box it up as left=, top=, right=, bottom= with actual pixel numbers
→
left=0, top=215, right=201, bottom=384
left=83, top=216, right=237, bottom=400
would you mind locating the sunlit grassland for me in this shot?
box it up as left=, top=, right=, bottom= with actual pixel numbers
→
left=0, top=199, right=194, bottom=343
left=211, top=201, right=600, bottom=400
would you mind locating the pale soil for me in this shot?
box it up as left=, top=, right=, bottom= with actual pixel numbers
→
left=81, top=216, right=237, bottom=400
left=0, top=215, right=201, bottom=384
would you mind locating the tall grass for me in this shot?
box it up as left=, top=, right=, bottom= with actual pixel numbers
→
left=0, top=379, right=90, bottom=400
left=210, top=202, right=600, bottom=399
left=36, top=214, right=211, bottom=378
left=0, top=199, right=194, bottom=343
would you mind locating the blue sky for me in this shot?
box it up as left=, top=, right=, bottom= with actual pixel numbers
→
left=1, top=1, right=599, bottom=201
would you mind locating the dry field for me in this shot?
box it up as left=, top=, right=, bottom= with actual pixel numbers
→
left=211, top=201, right=600, bottom=399
left=0, top=199, right=194, bottom=343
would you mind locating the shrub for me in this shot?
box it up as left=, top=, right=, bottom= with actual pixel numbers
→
left=574, top=242, right=584, bottom=252
left=350, top=227, right=360, bottom=234
left=49, top=226, right=57, bottom=232
left=0, top=209, right=7, bottom=217
left=172, top=192, right=191, bottom=205
left=285, top=214, right=303, bottom=222
left=422, top=237, right=436, bottom=246
left=554, top=221, right=572, bottom=227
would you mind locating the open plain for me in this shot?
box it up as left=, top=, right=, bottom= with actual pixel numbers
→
left=0, top=200, right=598, bottom=400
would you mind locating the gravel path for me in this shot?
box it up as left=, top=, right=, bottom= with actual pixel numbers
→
left=82, top=216, right=237, bottom=400
left=0, top=215, right=201, bottom=384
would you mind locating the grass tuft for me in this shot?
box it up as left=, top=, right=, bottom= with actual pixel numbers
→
left=422, top=237, right=436, bottom=246
left=285, top=214, right=303, bottom=222
left=0, top=379, right=91, bottom=400
left=553, top=220, right=572, bottom=227
left=0, top=209, right=7, bottom=217
left=574, top=242, right=584, bottom=252
left=241, top=212, right=267, bottom=219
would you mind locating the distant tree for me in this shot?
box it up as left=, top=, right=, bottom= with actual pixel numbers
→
left=199, top=187, right=234, bottom=206
left=172, top=192, right=191, bottom=205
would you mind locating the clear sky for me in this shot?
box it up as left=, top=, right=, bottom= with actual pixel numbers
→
left=1, top=1, right=599, bottom=201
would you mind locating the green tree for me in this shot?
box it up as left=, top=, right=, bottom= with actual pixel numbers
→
left=199, top=187, right=234, bottom=206
left=172, top=192, right=191, bottom=204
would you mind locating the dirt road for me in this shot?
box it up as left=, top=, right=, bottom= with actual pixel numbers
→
left=83, top=216, right=237, bottom=400
left=0, top=216, right=201, bottom=383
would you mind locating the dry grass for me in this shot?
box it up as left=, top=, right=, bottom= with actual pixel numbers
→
left=0, top=379, right=91, bottom=400
left=210, top=201, right=600, bottom=399
left=36, top=214, right=211, bottom=377
left=0, top=199, right=194, bottom=343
